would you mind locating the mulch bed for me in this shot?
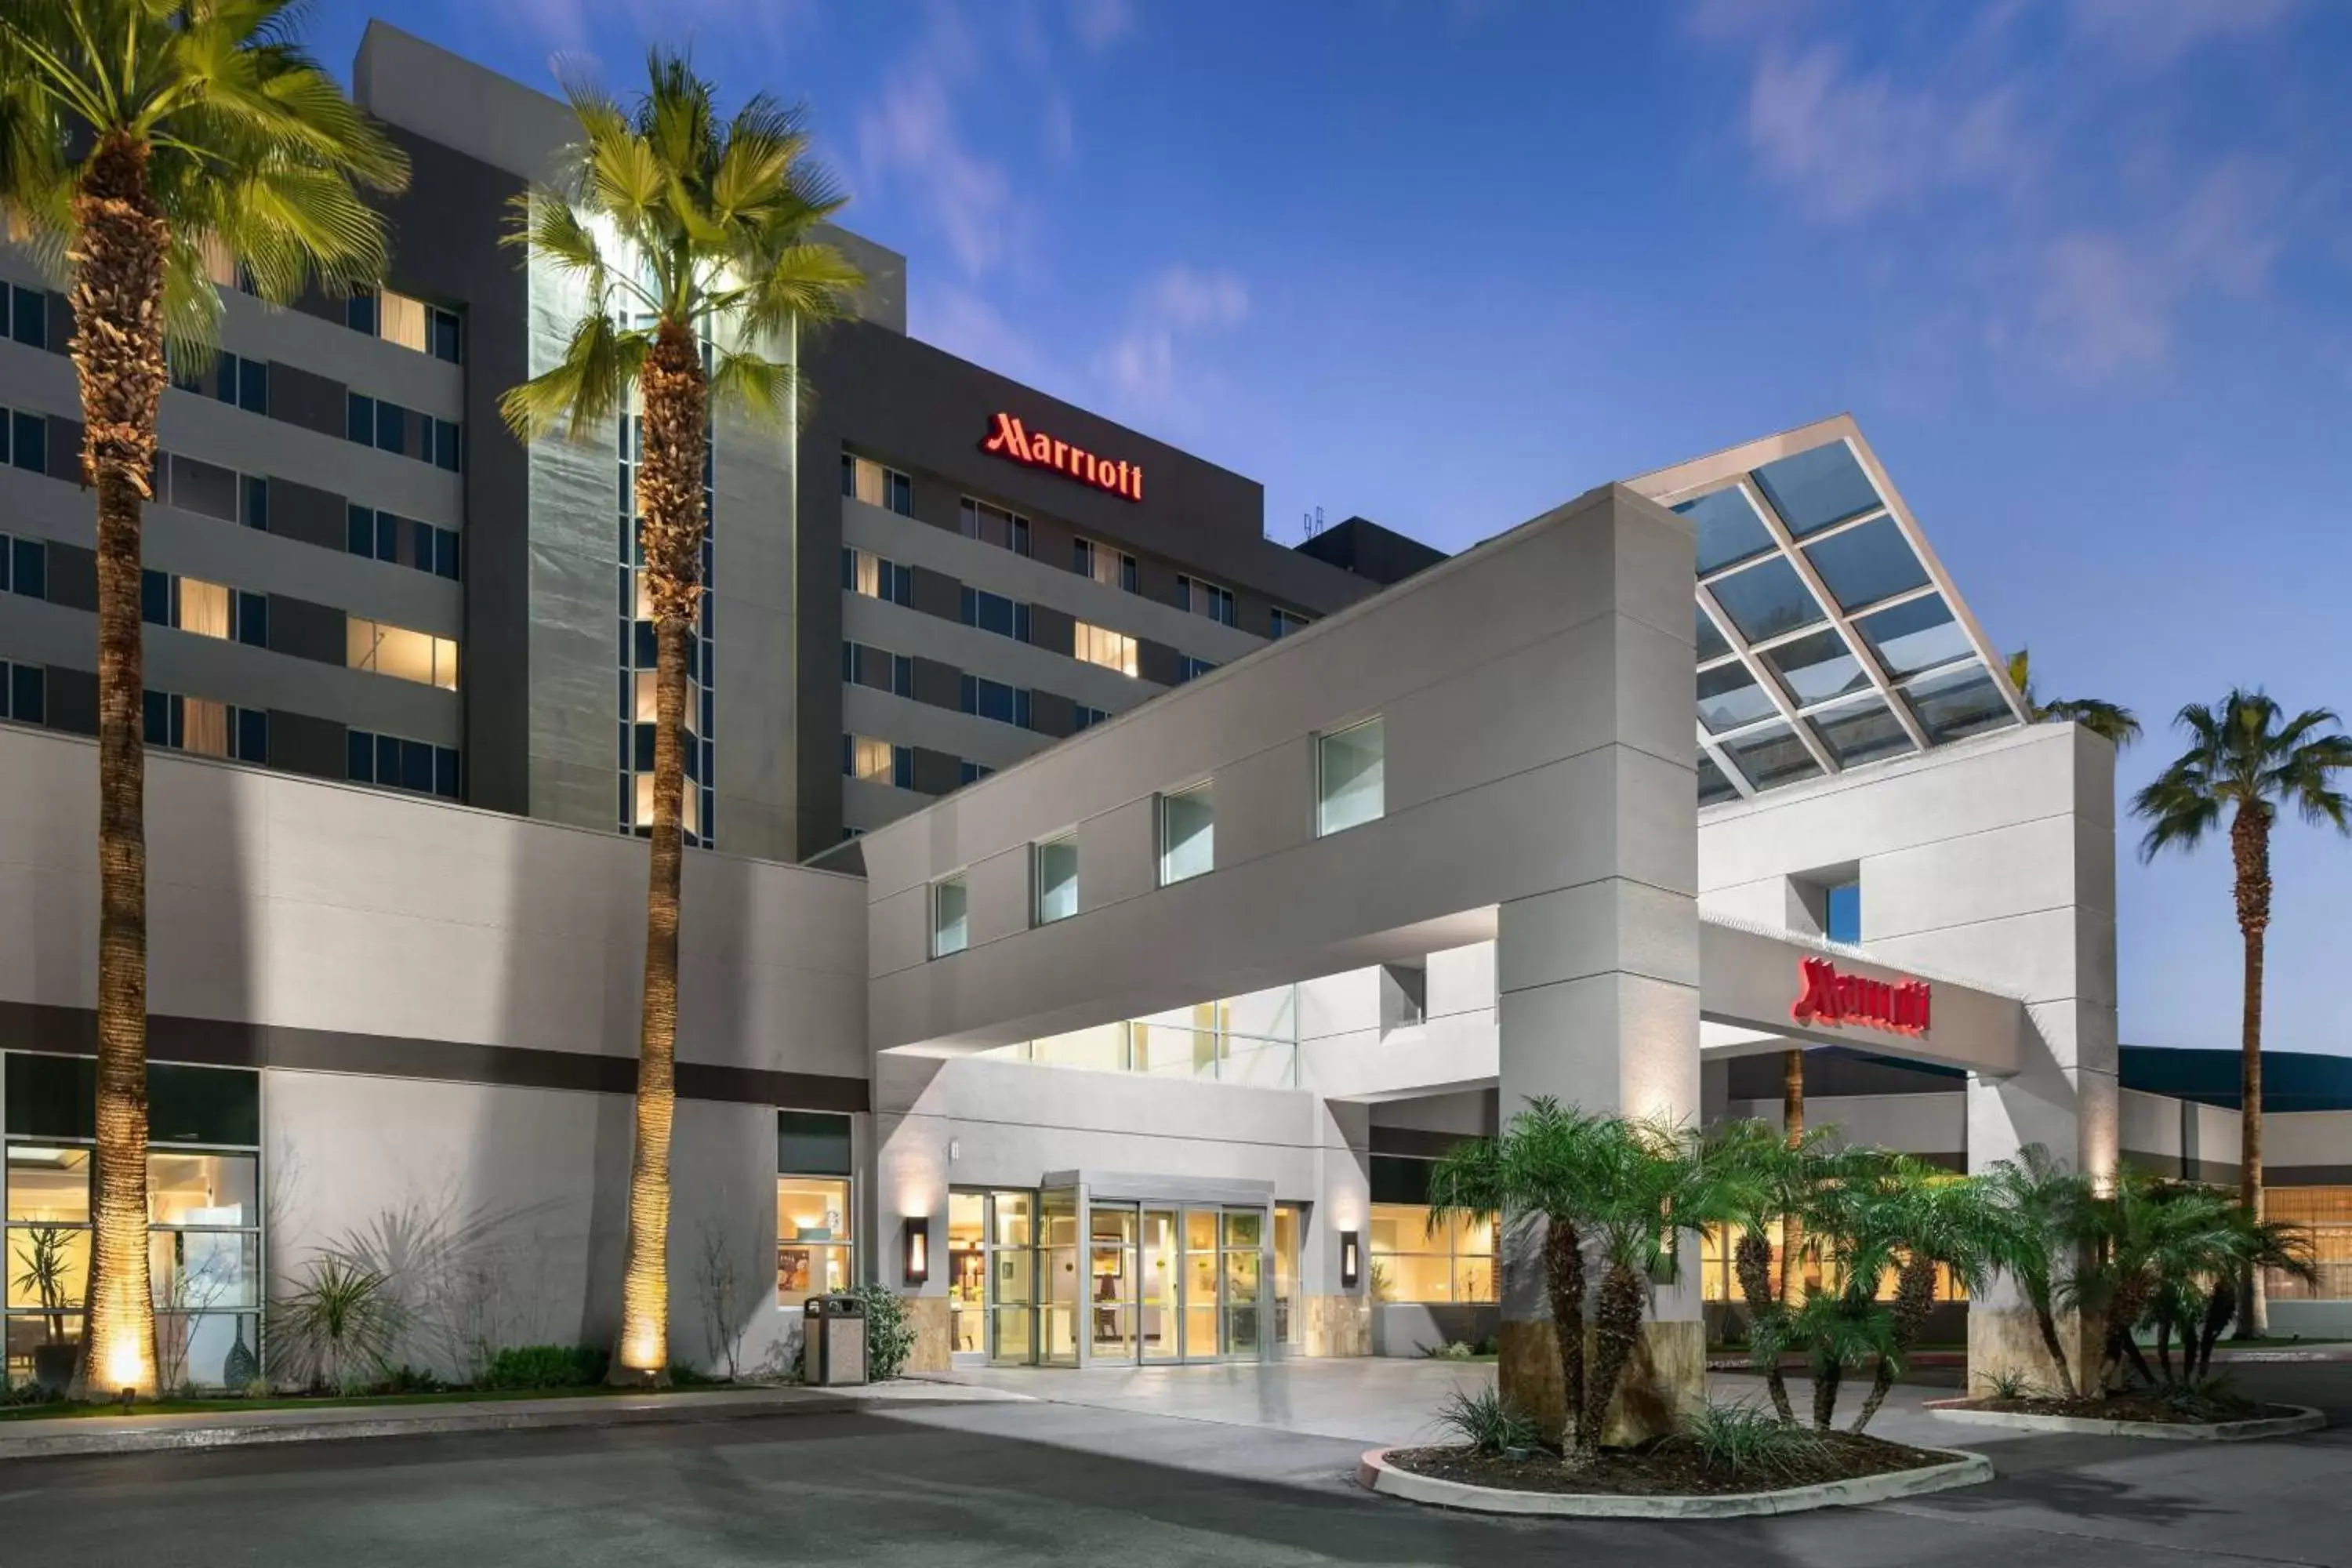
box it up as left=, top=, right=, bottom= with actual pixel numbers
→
left=1944, top=1392, right=2292, bottom=1424
left=1385, top=1432, right=1955, bottom=1497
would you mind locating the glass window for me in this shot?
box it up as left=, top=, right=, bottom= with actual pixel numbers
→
left=1761, top=627, right=1873, bottom=707
left=177, top=578, right=231, bottom=639
left=1180, top=577, right=1236, bottom=626
left=845, top=735, right=894, bottom=782
left=1073, top=622, right=1138, bottom=677
left=379, top=289, right=429, bottom=352
left=1160, top=783, right=1214, bottom=886
left=1853, top=594, right=1972, bottom=679
left=349, top=619, right=459, bottom=691
left=1316, top=717, right=1385, bottom=836
left=1695, top=604, right=1730, bottom=664
left=932, top=875, right=969, bottom=958
left=775, top=1175, right=853, bottom=1308
left=169, top=455, right=238, bottom=522
left=1904, top=663, right=2016, bottom=744
left=1367, top=1203, right=1496, bottom=1304
left=843, top=454, right=912, bottom=516
left=1698, top=750, right=1740, bottom=806
left=1804, top=516, right=1930, bottom=612
left=1677, top=486, right=1777, bottom=575
left=1810, top=696, right=1915, bottom=768
left=1034, top=835, right=1079, bottom=925
left=960, top=497, right=1029, bottom=554
left=1825, top=881, right=1861, bottom=944
left=1722, top=721, right=1821, bottom=791
left=1751, top=441, right=1882, bottom=538
left=1706, top=557, right=1825, bottom=645
left=1697, top=663, right=1777, bottom=734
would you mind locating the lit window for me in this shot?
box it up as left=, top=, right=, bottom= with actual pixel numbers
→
left=1368, top=1203, right=1496, bottom=1304
left=178, top=577, right=230, bottom=639
left=845, top=735, right=895, bottom=782
left=775, top=1174, right=854, bottom=1308
left=843, top=547, right=912, bottom=606
left=379, top=289, right=428, bottom=353
left=1073, top=538, right=1138, bottom=592
left=1073, top=621, right=1138, bottom=676
left=842, top=454, right=913, bottom=516
left=347, top=617, right=459, bottom=691
left=1159, top=783, right=1214, bottom=886
left=932, top=875, right=970, bottom=958
left=631, top=773, right=703, bottom=837
left=1316, top=717, right=1384, bottom=837
left=1034, top=834, right=1079, bottom=925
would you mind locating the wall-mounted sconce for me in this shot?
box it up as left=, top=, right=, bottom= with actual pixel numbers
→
left=902, top=1216, right=931, bottom=1287
left=1340, top=1230, right=1361, bottom=1291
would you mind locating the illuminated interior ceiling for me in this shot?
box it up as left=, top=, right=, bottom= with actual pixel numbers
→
left=1627, top=416, right=2025, bottom=806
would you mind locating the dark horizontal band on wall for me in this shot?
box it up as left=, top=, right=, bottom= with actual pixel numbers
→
left=0, top=1000, right=866, bottom=1113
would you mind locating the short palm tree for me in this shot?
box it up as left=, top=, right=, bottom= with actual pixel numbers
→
left=0, top=0, right=404, bottom=1397
left=1845, top=1160, right=2002, bottom=1431
left=1980, top=1143, right=2093, bottom=1399
left=2006, top=649, right=2141, bottom=747
left=2133, top=690, right=2352, bottom=1338
left=1704, top=1118, right=1829, bottom=1424
left=501, top=53, right=860, bottom=1381
left=1426, top=1097, right=1613, bottom=1454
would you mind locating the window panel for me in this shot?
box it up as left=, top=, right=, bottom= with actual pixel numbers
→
left=1073, top=621, right=1138, bottom=676
left=5, top=1145, right=90, bottom=1223
left=1853, top=594, right=1973, bottom=679
left=180, top=697, right=229, bottom=758
left=1803, top=515, right=1931, bottom=611
left=1751, top=441, right=1882, bottom=537
left=1697, top=750, right=1740, bottom=806
left=1316, top=717, right=1384, bottom=836
left=1160, top=784, right=1214, bottom=885
left=1760, top=626, right=1873, bottom=707
left=1695, top=603, right=1730, bottom=664
left=932, top=876, right=970, bottom=957
left=1809, top=695, right=1915, bottom=768
left=177, top=578, right=231, bottom=639
left=169, top=455, right=238, bottom=521
left=1706, top=556, right=1826, bottom=644
left=379, top=289, right=428, bottom=352
left=1721, top=721, right=1821, bottom=790
left=1697, top=662, right=1777, bottom=734
left=1903, top=663, right=2016, bottom=744
left=1677, top=486, right=1777, bottom=574
left=1034, top=835, right=1079, bottom=924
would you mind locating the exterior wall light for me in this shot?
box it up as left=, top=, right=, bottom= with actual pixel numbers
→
left=902, top=1215, right=931, bottom=1287
left=1340, top=1231, right=1361, bottom=1292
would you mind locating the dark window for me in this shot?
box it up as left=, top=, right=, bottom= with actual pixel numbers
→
left=234, top=591, right=267, bottom=648
left=1074, top=704, right=1108, bottom=730
left=10, top=284, right=46, bottom=349
left=892, top=746, right=914, bottom=789
left=240, top=474, right=268, bottom=530
left=143, top=689, right=171, bottom=745
left=169, top=453, right=238, bottom=521
left=893, top=653, right=913, bottom=697
left=961, top=586, right=1023, bottom=640
left=376, top=511, right=399, bottom=563
left=347, top=504, right=374, bottom=557
left=434, top=746, right=461, bottom=798
left=9, top=662, right=44, bottom=724
left=432, top=418, right=461, bottom=472
left=347, top=728, right=374, bottom=782
left=235, top=707, right=268, bottom=763
left=347, top=289, right=379, bottom=336
left=776, top=1109, right=854, bottom=1176
left=9, top=537, right=45, bottom=600
left=11, top=410, right=46, bottom=474
left=430, top=307, right=463, bottom=365
left=346, top=391, right=373, bottom=444
left=140, top=568, right=171, bottom=625
left=400, top=738, right=434, bottom=793
left=960, top=674, right=1025, bottom=725
left=432, top=525, right=460, bottom=580
left=376, top=733, right=401, bottom=782
left=374, top=400, right=405, bottom=454
left=1178, top=655, right=1217, bottom=683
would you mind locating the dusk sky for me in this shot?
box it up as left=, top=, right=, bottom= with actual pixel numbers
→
left=313, top=0, right=2352, bottom=1058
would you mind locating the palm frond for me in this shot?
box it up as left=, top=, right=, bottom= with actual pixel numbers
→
left=500, top=311, right=649, bottom=445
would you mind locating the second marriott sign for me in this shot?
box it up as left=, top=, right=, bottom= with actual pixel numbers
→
left=982, top=412, right=1144, bottom=502
left=1790, top=956, right=1932, bottom=1037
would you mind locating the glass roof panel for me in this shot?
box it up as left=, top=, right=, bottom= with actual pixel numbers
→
left=1810, top=695, right=1915, bottom=768
left=1751, top=442, right=1883, bottom=538
left=1695, top=604, right=1730, bottom=663
left=1721, top=722, right=1820, bottom=790
left=1804, top=516, right=1932, bottom=612
left=1676, top=487, right=1777, bottom=575
left=1903, top=663, right=2016, bottom=743
left=1853, top=593, right=1972, bottom=678
left=1759, top=626, right=1872, bottom=707
left=1697, top=751, right=1740, bottom=807
left=1707, top=557, right=1826, bottom=644
left=1697, top=663, right=1778, bottom=734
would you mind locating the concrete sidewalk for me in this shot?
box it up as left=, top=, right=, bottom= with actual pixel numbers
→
left=0, top=1377, right=1029, bottom=1461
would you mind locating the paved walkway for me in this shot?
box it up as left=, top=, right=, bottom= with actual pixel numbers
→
left=938, top=1357, right=1491, bottom=1447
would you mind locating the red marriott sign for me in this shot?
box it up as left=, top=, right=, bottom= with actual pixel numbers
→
left=1791, top=956, right=1931, bottom=1036
left=982, top=412, right=1144, bottom=502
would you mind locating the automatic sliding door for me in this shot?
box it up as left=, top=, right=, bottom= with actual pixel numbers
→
left=1181, top=1208, right=1220, bottom=1362
left=987, top=1191, right=1036, bottom=1366
left=1221, top=1210, right=1263, bottom=1360
left=1141, top=1208, right=1180, bottom=1363
left=1089, top=1203, right=1138, bottom=1362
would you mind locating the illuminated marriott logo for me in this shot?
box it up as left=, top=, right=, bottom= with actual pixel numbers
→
left=1791, top=956, right=1931, bottom=1036
left=982, top=412, right=1144, bottom=502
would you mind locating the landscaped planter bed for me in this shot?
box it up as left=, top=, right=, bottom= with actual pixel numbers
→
left=1360, top=1435, right=1994, bottom=1518
left=1926, top=1396, right=2325, bottom=1441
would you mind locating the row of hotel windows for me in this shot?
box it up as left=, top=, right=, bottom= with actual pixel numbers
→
left=842, top=734, right=999, bottom=793
left=846, top=547, right=1197, bottom=685
left=143, top=569, right=459, bottom=691
left=347, top=393, right=461, bottom=472
left=929, top=716, right=1385, bottom=956
left=345, top=286, right=465, bottom=365
left=843, top=640, right=1111, bottom=732
left=844, top=456, right=1312, bottom=640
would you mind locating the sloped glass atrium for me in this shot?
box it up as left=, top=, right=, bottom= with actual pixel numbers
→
left=1642, top=428, right=2023, bottom=803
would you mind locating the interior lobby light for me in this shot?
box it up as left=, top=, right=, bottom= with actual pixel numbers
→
left=902, top=1216, right=931, bottom=1286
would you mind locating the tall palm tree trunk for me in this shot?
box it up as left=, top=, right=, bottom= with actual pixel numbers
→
left=2231, top=803, right=2271, bottom=1340
left=69, top=133, right=167, bottom=1399
left=1542, top=1218, right=1586, bottom=1452
left=610, top=321, right=707, bottom=1384
left=1781, top=1047, right=1805, bottom=1308
left=1735, top=1229, right=1795, bottom=1422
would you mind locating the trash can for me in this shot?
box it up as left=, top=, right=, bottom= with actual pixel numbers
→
left=804, top=1293, right=868, bottom=1386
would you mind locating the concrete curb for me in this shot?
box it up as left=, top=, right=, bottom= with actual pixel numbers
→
left=0, top=1385, right=994, bottom=1461
left=1355, top=1444, right=1995, bottom=1519
left=1923, top=1400, right=2328, bottom=1443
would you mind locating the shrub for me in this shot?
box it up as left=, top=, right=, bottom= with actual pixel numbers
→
left=276, top=1255, right=405, bottom=1393
left=1671, top=1399, right=1826, bottom=1479
left=376, top=1365, right=445, bottom=1395
left=1978, top=1367, right=2041, bottom=1401
left=0, top=1381, right=64, bottom=1409
left=1432, top=1385, right=1543, bottom=1455
left=481, top=1344, right=609, bottom=1390
left=1421, top=1340, right=1475, bottom=1361
left=852, top=1283, right=918, bottom=1381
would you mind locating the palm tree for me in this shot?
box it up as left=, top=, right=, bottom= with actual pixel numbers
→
left=1780, top=1046, right=1806, bottom=1308
left=1704, top=1119, right=1828, bottom=1424
left=1427, top=1097, right=1613, bottom=1454
left=1846, top=1160, right=2002, bottom=1431
left=0, top=0, right=404, bottom=1397
left=1980, top=1143, right=2094, bottom=1399
left=2005, top=649, right=2141, bottom=747
left=501, top=53, right=860, bottom=1382
left=2133, top=690, right=2352, bottom=1338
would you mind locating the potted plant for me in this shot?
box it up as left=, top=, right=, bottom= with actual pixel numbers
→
left=13, top=1224, right=77, bottom=1392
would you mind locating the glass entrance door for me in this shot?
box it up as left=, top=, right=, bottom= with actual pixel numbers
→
left=1221, top=1210, right=1263, bottom=1361
left=987, top=1191, right=1036, bottom=1366
left=1181, top=1208, right=1221, bottom=1363
left=1088, top=1203, right=1138, bottom=1361
left=1140, top=1207, right=1180, bottom=1363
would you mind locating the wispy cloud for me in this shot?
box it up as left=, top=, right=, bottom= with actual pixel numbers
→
left=1745, top=42, right=2027, bottom=221
left=1068, top=0, right=1138, bottom=53
left=858, top=71, right=1023, bottom=276
left=2067, top=0, right=2295, bottom=66
left=1095, top=266, right=1250, bottom=412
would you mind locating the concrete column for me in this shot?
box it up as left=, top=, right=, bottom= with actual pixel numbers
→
left=1493, top=487, right=1701, bottom=1442
left=1963, top=727, right=2121, bottom=1396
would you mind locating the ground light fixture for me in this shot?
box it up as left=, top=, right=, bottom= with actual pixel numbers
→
left=902, top=1216, right=931, bottom=1286
left=1340, top=1231, right=1361, bottom=1290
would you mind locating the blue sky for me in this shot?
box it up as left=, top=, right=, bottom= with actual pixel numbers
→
left=311, top=0, right=2352, bottom=1057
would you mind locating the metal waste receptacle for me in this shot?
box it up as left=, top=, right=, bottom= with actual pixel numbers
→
left=804, top=1293, right=868, bottom=1386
